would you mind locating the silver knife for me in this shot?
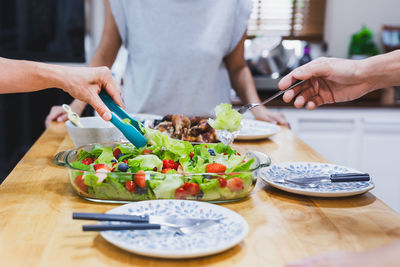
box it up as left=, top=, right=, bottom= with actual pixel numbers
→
left=73, top=212, right=221, bottom=227
left=285, top=173, right=370, bottom=185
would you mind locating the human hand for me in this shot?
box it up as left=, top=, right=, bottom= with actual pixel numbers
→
left=58, top=66, right=124, bottom=119
left=251, top=106, right=289, bottom=127
left=278, top=57, right=375, bottom=110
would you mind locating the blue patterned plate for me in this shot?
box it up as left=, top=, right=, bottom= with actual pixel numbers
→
left=100, top=200, right=249, bottom=258
left=259, top=162, right=374, bottom=197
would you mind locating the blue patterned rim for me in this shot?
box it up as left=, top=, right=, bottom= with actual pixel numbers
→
left=100, top=200, right=249, bottom=258
left=260, top=162, right=374, bottom=195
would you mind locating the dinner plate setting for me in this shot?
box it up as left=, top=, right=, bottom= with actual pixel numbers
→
left=99, top=200, right=249, bottom=258
left=259, top=162, right=374, bottom=197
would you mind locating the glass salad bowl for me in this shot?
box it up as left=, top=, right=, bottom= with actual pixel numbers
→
left=54, top=142, right=271, bottom=203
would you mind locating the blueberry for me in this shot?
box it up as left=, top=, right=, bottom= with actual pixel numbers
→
left=196, top=190, right=204, bottom=200
left=111, top=159, right=117, bottom=163
left=117, top=153, right=125, bottom=160
left=136, top=186, right=147, bottom=195
left=203, top=175, right=213, bottom=180
left=118, top=163, right=129, bottom=172
left=208, top=149, right=216, bottom=156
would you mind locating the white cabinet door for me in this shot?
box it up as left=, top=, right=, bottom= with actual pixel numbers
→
left=361, top=118, right=400, bottom=213
left=295, top=118, right=357, bottom=167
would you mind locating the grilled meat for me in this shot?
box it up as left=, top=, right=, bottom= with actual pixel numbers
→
left=155, top=114, right=219, bottom=143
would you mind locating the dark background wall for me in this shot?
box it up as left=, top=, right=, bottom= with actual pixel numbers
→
left=0, top=0, right=87, bottom=182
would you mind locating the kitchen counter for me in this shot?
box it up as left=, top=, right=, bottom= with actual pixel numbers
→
left=1, top=123, right=399, bottom=266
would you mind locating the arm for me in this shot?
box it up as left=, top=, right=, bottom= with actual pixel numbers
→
left=224, top=33, right=288, bottom=125
left=0, top=57, right=123, bottom=121
left=278, top=50, right=400, bottom=110
left=46, top=0, right=122, bottom=126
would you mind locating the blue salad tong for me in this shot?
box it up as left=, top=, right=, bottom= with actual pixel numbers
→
left=99, top=90, right=147, bottom=148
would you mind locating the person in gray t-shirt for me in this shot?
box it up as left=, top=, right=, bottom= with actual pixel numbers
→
left=46, top=0, right=288, bottom=126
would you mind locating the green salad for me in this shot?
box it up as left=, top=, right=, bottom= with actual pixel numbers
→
left=70, top=127, right=256, bottom=201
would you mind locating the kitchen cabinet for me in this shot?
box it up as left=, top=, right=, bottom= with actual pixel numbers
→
left=280, top=108, right=400, bottom=212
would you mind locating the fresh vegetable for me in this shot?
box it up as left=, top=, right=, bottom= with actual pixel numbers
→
left=125, top=181, right=136, bottom=192
left=162, top=160, right=179, bottom=170
left=227, top=177, right=245, bottom=192
left=206, top=163, right=227, bottom=173
left=218, top=177, right=227, bottom=188
left=134, top=170, right=146, bottom=188
left=207, top=103, right=243, bottom=132
left=74, top=175, right=88, bottom=192
left=69, top=125, right=259, bottom=201
left=174, top=188, right=187, bottom=199
left=182, top=182, right=201, bottom=196
left=81, top=157, right=93, bottom=165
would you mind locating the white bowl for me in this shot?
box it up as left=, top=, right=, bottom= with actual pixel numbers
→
left=65, top=117, right=123, bottom=147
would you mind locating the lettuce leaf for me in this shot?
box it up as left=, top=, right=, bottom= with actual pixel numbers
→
left=90, top=144, right=104, bottom=158
left=95, top=146, right=114, bottom=164
left=144, top=127, right=193, bottom=161
left=70, top=161, right=91, bottom=171
left=128, top=155, right=163, bottom=172
left=152, top=175, right=184, bottom=199
left=208, top=103, right=242, bottom=132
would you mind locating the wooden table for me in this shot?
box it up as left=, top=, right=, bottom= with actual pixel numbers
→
left=1, top=124, right=400, bottom=267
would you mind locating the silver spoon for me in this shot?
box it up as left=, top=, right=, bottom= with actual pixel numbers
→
left=238, top=80, right=307, bottom=114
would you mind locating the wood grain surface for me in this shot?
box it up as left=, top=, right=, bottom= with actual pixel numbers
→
left=0, top=123, right=399, bottom=267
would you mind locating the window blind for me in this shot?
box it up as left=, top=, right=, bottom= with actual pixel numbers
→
left=247, top=0, right=326, bottom=41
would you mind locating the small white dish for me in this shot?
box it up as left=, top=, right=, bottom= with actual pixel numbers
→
left=259, top=162, right=374, bottom=197
left=100, top=200, right=249, bottom=258
left=65, top=117, right=124, bottom=147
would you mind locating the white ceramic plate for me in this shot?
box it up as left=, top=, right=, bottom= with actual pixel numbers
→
left=259, top=162, right=374, bottom=197
left=236, top=119, right=280, bottom=140
left=100, top=200, right=249, bottom=258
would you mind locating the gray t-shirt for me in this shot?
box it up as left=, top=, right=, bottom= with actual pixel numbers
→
left=109, top=0, right=252, bottom=117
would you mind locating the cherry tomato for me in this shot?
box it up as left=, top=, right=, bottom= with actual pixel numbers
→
left=217, top=177, right=227, bottom=188
left=125, top=181, right=136, bottom=192
left=189, top=151, right=194, bottom=158
left=134, top=170, right=146, bottom=188
left=182, top=182, right=200, bottom=196
left=113, top=148, right=122, bottom=158
left=206, top=163, right=227, bottom=173
left=162, top=160, right=179, bottom=170
left=174, top=188, right=187, bottom=199
left=227, top=177, right=244, bottom=192
left=143, top=149, right=153, bottom=155
left=81, top=157, right=93, bottom=165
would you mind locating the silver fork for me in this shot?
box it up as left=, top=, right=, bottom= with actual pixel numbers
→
left=168, top=219, right=223, bottom=235
left=82, top=218, right=224, bottom=234
left=238, top=80, right=307, bottom=114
